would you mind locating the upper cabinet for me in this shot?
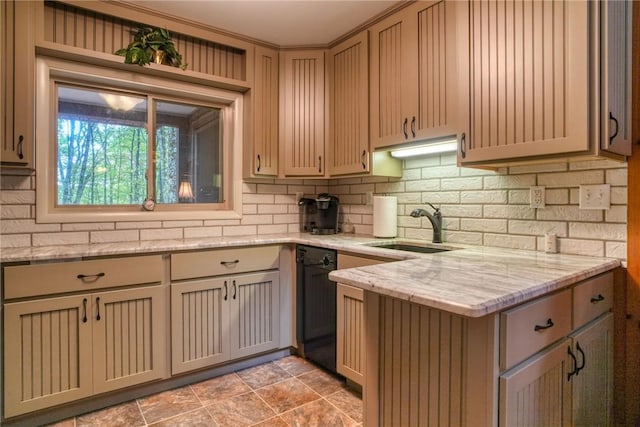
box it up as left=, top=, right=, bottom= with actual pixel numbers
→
left=369, top=0, right=461, bottom=150
left=280, top=50, right=326, bottom=177
left=1, top=0, right=36, bottom=168
left=252, top=46, right=279, bottom=176
left=600, top=0, right=633, bottom=156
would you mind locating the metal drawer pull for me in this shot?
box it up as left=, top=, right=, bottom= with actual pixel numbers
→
left=232, top=280, right=237, bottom=300
left=361, top=150, right=367, bottom=169
left=402, top=117, right=408, bottom=139
left=224, top=281, right=228, bottom=301
left=575, top=341, right=586, bottom=375
left=17, top=135, right=24, bottom=159
left=534, top=318, right=554, bottom=332
left=590, top=294, right=605, bottom=304
left=257, top=154, right=261, bottom=172
left=410, top=116, right=416, bottom=138
left=77, top=272, right=105, bottom=281
left=220, top=260, right=239, bottom=267
left=567, top=345, right=578, bottom=381
left=82, top=298, right=88, bottom=323
left=96, top=297, right=101, bottom=321
left=609, top=112, right=619, bottom=143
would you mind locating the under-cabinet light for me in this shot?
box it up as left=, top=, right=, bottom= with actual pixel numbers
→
left=389, top=139, right=458, bottom=158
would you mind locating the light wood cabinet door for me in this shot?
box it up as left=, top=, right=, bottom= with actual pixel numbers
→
left=1, top=0, right=35, bottom=167
left=280, top=49, right=326, bottom=176
left=570, top=313, right=613, bottom=427
left=460, top=0, right=590, bottom=164
left=499, top=338, right=573, bottom=427
left=92, top=286, right=166, bottom=394
left=370, top=0, right=460, bottom=150
left=600, top=0, right=633, bottom=156
left=336, top=283, right=364, bottom=385
left=328, top=31, right=369, bottom=176
left=170, top=277, right=230, bottom=374
left=229, top=271, right=280, bottom=359
left=253, top=46, right=279, bottom=176
left=4, top=295, right=93, bottom=418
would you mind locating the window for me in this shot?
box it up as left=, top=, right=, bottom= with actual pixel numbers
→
left=36, top=57, right=243, bottom=222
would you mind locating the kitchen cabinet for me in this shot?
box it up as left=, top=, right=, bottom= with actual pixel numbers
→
left=600, top=0, right=633, bottom=156
left=4, top=286, right=165, bottom=418
left=1, top=0, right=36, bottom=167
left=369, top=0, right=460, bottom=150
left=252, top=45, right=279, bottom=176
left=280, top=49, right=326, bottom=177
left=170, top=246, right=281, bottom=374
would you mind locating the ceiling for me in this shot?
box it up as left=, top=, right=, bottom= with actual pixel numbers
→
left=131, top=1, right=401, bottom=46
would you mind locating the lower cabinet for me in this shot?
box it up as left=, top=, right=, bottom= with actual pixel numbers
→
left=171, top=271, right=280, bottom=374
left=336, top=283, right=364, bottom=384
left=499, top=313, right=613, bottom=427
left=4, top=285, right=166, bottom=418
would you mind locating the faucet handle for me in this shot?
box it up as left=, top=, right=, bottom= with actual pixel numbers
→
left=425, top=202, right=440, bottom=212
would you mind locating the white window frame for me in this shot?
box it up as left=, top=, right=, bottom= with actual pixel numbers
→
left=35, top=56, right=244, bottom=223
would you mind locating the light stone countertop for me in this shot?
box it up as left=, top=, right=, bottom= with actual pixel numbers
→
left=0, top=233, right=620, bottom=317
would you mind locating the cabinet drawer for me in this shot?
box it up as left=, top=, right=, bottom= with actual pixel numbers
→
left=500, top=289, right=572, bottom=370
left=171, top=245, right=279, bottom=280
left=4, top=255, right=163, bottom=300
left=573, top=272, right=613, bottom=329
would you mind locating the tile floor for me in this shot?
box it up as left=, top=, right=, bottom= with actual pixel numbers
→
left=48, top=356, right=362, bottom=427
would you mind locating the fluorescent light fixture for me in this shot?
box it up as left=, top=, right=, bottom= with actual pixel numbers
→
left=389, top=139, right=458, bottom=158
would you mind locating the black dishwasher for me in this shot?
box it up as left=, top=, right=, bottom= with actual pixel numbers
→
left=296, top=245, right=338, bottom=373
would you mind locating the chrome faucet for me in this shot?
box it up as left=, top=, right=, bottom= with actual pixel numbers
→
left=410, top=203, right=443, bottom=243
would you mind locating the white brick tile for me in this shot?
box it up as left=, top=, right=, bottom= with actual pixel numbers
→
left=569, top=223, right=626, bottom=241
left=605, top=168, right=627, bottom=186
left=243, top=194, right=274, bottom=204
left=351, top=183, right=375, bottom=194
left=569, top=188, right=580, bottom=204
left=289, top=205, right=300, bottom=214
left=442, top=204, right=483, bottom=218
left=361, top=176, right=391, bottom=184
left=442, top=231, right=483, bottom=245
left=405, top=179, right=440, bottom=192
left=330, top=185, right=351, bottom=195
left=242, top=183, right=257, bottom=193
left=536, top=206, right=603, bottom=222
left=459, top=167, right=499, bottom=177
left=116, top=221, right=162, bottom=229
left=483, top=205, right=535, bottom=220
left=441, top=177, right=483, bottom=190
left=241, top=215, right=273, bottom=225
left=243, top=204, right=258, bottom=214
left=1, top=205, right=31, bottom=219
left=337, top=194, right=363, bottom=204
left=277, top=178, right=304, bottom=185
left=350, top=205, right=372, bottom=215
left=140, top=228, right=183, bottom=240
left=258, top=224, right=289, bottom=234
left=508, top=162, right=567, bottom=174
left=287, top=185, right=317, bottom=194
left=203, top=219, right=241, bottom=226
left=258, top=204, right=288, bottom=214
left=303, top=179, right=329, bottom=186
left=569, top=159, right=625, bottom=170
left=461, top=190, right=508, bottom=204
left=163, top=220, right=203, bottom=228
left=362, top=214, right=373, bottom=225
left=0, top=234, right=31, bottom=248
left=0, top=190, right=35, bottom=204
left=396, top=192, right=422, bottom=204
left=272, top=214, right=298, bottom=224
left=403, top=227, right=436, bottom=241
left=336, top=177, right=364, bottom=185
left=442, top=217, right=460, bottom=230
left=545, top=189, right=570, bottom=205
left=274, top=194, right=297, bottom=204
left=375, top=181, right=405, bottom=193
left=422, top=191, right=460, bottom=204
left=483, top=234, right=537, bottom=250
left=32, top=232, right=89, bottom=246
left=0, top=175, right=31, bottom=190
left=1, top=220, right=60, bottom=234
left=538, top=170, right=604, bottom=187
left=354, top=224, right=373, bottom=235
left=345, top=214, right=363, bottom=224
left=557, top=238, right=605, bottom=257
left=605, top=206, right=627, bottom=223
left=91, top=230, right=139, bottom=243
left=404, top=156, right=439, bottom=169
left=605, top=242, right=626, bottom=260
left=507, top=190, right=529, bottom=204
left=509, top=220, right=568, bottom=237
left=460, top=218, right=508, bottom=233
left=402, top=168, right=422, bottom=180
left=222, top=225, right=257, bottom=237
left=610, top=187, right=627, bottom=204
left=62, top=223, right=115, bottom=231
left=421, top=165, right=460, bottom=179
left=288, top=224, right=301, bottom=233
left=184, top=227, right=222, bottom=238
left=398, top=215, right=421, bottom=227
left=483, top=174, right=536, bottom=189
left=440, top=153, right=457, bottom=165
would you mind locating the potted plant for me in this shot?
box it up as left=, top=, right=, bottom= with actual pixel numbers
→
left=115, top=26, right=187, bottom=70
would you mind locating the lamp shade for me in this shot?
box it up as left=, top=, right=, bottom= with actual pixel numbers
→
left=178, top=180, right=194, bottom=200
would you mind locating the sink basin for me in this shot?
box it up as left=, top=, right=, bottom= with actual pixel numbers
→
left=366, top=242, right=451, bottom=254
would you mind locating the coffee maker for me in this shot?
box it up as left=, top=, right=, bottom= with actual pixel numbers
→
left=298, top=193, right=340, bottom=234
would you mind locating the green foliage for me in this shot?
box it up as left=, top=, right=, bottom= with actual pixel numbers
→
left=115, top=26, right=187, bottom=70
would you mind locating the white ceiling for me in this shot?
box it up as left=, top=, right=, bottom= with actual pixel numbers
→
left=131, top=1, right=401, bottom=46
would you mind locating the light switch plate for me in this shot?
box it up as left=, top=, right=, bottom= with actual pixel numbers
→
left=579, top=184, right=610, bottom=209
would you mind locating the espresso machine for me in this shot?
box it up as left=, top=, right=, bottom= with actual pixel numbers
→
left=298, top=193, right=340, bottom=234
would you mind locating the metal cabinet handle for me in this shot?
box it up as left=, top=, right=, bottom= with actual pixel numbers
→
left=567, top=345, right=578, bottom=381
left=410, top=116, right=416, bottom=138
left=575, top=342, right=586, bottom=375
left=534, top=318, right=554, bottom=332
left=96, top=297, right=101, bottom=321
left=82, top=298, right=88, bottom=323
left=403, top=118, right=408, bottom=139
left=361, top=150, right=367, bottom=170
left=17, top=135, right=24, bottom=159
left=460, top=133, right=466, bottom=158
left=590, top=294, right=605, bottom=304
left=224, top=280, right=228, bottom=301
left=319, top=156, right=322, bottom=174
left=232, top=280, right=237, bottom=300
left=220, top=260, right=239, bottom=267
left=77, top=272, right=105, bottom=281
left=609, top=112, right=619, bottom=143
left=257, top=154, right=261, bottom=172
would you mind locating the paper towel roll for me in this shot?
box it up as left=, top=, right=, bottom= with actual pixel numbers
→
left=373, top=196, right=397, bottom=238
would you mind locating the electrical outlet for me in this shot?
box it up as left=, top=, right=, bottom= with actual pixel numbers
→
left=530, top=186, right=545, bottom=208
left=579, top=184, right=610, bottom=209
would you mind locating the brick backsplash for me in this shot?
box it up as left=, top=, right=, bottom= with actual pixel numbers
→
left=0, top=154, right=628, bottom=261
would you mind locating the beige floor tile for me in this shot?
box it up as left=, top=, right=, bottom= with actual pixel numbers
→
left=236, top=362, right=292, bottom=389
left=206, top=392, right=276, bottom=426
left=76, top=401, right=145, bottom=427
left=190, top=373, right=251, bottom=405
left=250, top=415, right=289, bottom=427
left=279, top=398, right=358, bottom=427
left=255, top=377, right=320, bottom=414
left=138, top=386, right=202, bottom=424
left=147, top=408, right=217, bottom=427
left=326, top=388, right=363, bottom=423
left=273, top=355, right=316, bottom=376
left=297, top=369, right=346, bottom=396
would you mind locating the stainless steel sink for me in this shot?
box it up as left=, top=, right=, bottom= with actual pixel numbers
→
left=365, top=242, right=452, bottom=254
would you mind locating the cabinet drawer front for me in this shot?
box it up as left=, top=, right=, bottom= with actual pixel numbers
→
left=171, top=245, right=279, bottom=280
left=500, top=289, right=572, bottom=370
left=4, top=256, right=163, bottom=299
left=573, top=272, right=613, bottom=329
